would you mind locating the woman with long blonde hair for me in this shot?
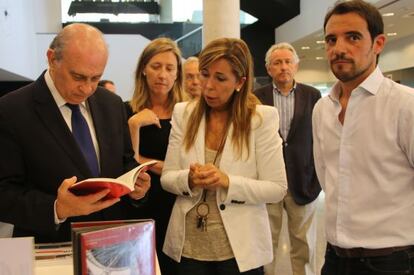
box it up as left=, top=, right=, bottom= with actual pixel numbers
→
left=161, top=38, right=287, bottom=275
left=126, top=37, right=185, bottom=275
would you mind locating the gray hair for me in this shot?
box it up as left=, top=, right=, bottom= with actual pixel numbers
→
left=265, top=42, right=300, bottom=67
left=49, top=32, right=66, bottom=61
left=184, top=56, right=199, bottom=66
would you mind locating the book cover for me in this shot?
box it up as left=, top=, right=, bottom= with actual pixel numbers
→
left=35, top=241, right=72, bottom=260
left=71, top=219, right=155, bottom=275
left=69, top=160, right=157, bottom=199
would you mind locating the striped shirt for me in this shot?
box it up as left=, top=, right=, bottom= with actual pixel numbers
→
left=273, top=82, right=296, bottom=141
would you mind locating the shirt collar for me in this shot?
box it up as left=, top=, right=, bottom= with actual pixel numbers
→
left=272, top=80, right=296, bottom=95
left=328, top=66, right=384, bottom=102
left=44, top=69, right=87, bottom=109
left=359, top=66, right=384, bottom=96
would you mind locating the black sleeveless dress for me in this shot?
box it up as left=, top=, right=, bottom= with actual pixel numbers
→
left=125, top=103, right=177, bottom=275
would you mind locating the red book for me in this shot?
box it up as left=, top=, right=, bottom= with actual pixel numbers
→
left=71, top=219, right=155, bottom=275
left=69, top=160, right=157, bottom=199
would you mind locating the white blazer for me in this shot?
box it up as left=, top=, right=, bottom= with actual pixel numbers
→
left=161, top=102, right=287, bottom=272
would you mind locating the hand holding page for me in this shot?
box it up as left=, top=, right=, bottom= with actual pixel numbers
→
left=69, top=160, right=157, bottom=199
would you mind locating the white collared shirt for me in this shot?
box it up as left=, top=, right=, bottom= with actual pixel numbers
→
left=313, top=67, right=414, bottom=248
left=45, top=69, right=100, bottom=162
left=45, top=69, right=100, bottom=224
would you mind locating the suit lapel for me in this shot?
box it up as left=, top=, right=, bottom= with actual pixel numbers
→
left=87, top=94, right=107, bottom=176
left=33, top=75, right=92, bottom=177
left=263, top=85, right=274, bottom=106
left=287, top=85, right=305, bottom=141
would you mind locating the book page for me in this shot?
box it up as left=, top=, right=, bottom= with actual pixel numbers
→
left=116, top=160, right=157, bottom=185
left=69, top=160, right=157, bottom=198
left=0, top=237, right=34, bottom=274
left=35, top=242, right=72, bottom=260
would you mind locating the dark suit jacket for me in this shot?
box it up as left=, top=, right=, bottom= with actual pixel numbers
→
left=0, top=72, right=139, bottom=242
left=254, top=83, right=321, bottom=205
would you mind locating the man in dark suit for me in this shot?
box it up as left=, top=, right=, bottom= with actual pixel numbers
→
left=255, top=42, right=321, bottom=275
left=0, top=23, right=150, bottom=243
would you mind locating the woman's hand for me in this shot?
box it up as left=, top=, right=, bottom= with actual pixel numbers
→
left=188, top=163, right=229, bottom=190
left=129, top=171, right=151, bottom=200
left=128, top=108, right=161, bottom=129
left=128, top=108, right=161, bottom=163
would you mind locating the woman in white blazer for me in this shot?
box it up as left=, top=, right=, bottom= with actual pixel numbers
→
left=161, top=38, right=287, bottom=275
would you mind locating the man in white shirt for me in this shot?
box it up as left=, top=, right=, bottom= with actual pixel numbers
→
left=313, top=1, right=414, bottom=274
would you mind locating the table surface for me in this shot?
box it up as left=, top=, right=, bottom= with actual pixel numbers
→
left=35, top=257, right=73, bottom=275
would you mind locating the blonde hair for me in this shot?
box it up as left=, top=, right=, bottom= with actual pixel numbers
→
left=184, top=38, right=260, bottom=159
left=130, top=37, right=185, bottom=113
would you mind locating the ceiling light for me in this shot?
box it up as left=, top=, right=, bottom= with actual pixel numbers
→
left=382, top=12, right=394, bottom=17
left=301, top=46, right=310, bottom=50
left=315, top=57, right=324, bottom=60
left=387, top=32, right=397, bottom=36
left=402, top=12, right=414, bottom=18
left=67, top=1, right=160, bottom=16
left=316, top=40, right=325, bottom=44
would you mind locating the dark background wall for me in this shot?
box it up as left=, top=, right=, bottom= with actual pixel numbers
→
left=0, top=81, right=32, bottom=98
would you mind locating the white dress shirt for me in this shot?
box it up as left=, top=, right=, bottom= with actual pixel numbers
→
left=44, top=70, right=100, bottom=158
left=44, top=69, right=100, bottom=224
left=312, top=67, right=414, bottom=249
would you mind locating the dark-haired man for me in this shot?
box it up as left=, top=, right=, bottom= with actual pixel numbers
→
left=98, top=79, right=116, bottom=93
left=313, top=1, right=414, bottom=274
left=0, top=23, right=150, bottom=243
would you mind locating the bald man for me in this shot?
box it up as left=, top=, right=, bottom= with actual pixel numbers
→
left=0, top=23, right=150, bottom=243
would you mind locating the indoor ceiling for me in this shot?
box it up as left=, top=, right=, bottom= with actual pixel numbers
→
left=292, top=0, right=414, bottom=62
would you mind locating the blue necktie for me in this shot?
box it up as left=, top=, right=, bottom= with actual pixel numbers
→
left=67, top=104, right=99, bottom=177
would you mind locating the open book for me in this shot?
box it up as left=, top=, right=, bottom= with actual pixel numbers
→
left=69, top=160, right=157, bottom=199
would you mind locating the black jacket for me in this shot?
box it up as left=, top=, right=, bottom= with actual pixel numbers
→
left=254, top=83, right=321, bottom=205
left=0, top=72, right=138, bottom=242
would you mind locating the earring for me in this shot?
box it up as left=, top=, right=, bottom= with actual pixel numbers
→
left=236, top=88, right=240, bottom=92
left=143, top=72, right=146, bottom=76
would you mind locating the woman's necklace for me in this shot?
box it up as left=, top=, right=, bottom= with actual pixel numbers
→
left=196, top=118, right=230, bottom=232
